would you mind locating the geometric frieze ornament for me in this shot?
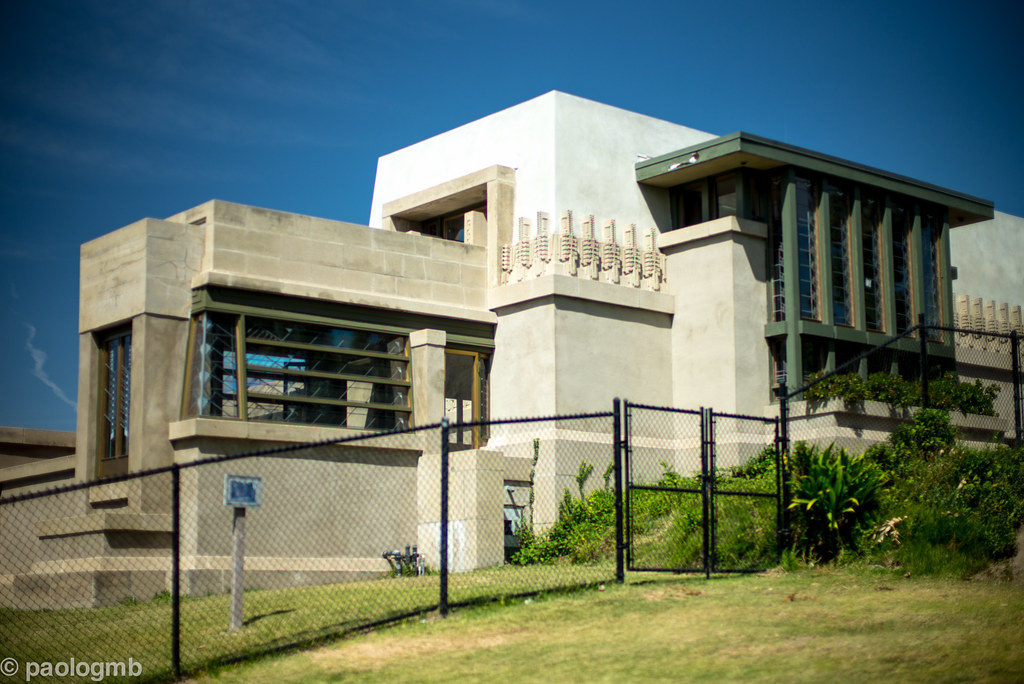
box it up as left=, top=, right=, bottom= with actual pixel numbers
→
left=600, top=220, right=620, bottom=285
left=954, top=294, right=1024, bottom=352
left=501, top=211, right=666, bottom=291
left=621, top=224, right=641, bottom=288
left=579, top=214, right=599, bottom=281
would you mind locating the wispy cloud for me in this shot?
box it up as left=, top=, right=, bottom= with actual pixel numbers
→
left=24, top=323, right=77, bottom=410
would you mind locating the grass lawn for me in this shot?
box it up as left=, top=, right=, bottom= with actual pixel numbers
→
left=0, top=563, right=614, bottom=683
left=187, top=566, right=1024, bottom=684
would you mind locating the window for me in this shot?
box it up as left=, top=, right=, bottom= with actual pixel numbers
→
left=800, top=337, right=827, bottom=384
left=795, top=176, right=820, bottom=320
left=891, top=202, right=914, bottom=333
left=770, top=339, right=787, bottom=390
left=861, top=193, right=884, bottom=331
left=712, top=173, right=737, bottom=219
left=921, top=207, right=943, bottom=330
left=184, top=312, right=411, bottom=430
left=769, top=175, right=785, bottom=322
left=417, top=204, right=482, bottom=242
left=445, top=349, right=489, bottom=450
left=98, top=328, right=131, bottom=477
left=672, top=181, right=704, bottom=228
left=827, top=182, right=852, bottom=326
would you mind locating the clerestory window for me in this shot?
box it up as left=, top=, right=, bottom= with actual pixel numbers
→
left=891, top=202, right=914, bottom=333
left=861, top=193, right=885, bottom=332
left=920, top=207, right=943, bottom=332
left=184, top=312, right=411, bottom=430
left=795, top=176, right=820, bottom=320
left=827, top=182, right=852, bottom=326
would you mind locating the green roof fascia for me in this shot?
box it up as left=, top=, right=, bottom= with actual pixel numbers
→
left=637, top=132, right=994, bottom=222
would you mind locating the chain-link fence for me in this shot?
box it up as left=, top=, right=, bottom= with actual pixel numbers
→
left=780, top=319, right=1023, bottom=455
left=623, top=403, right=781, bottom=577
left=0, top=413, right=621, bottom=682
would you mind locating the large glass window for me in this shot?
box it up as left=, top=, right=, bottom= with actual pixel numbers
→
left=184, top=312, right=411, bottom=430
left=99, top=328, right=131, bottom=477
left=892, top=202, right=914, bottom=333
left=861, top=193, right=884, bottom=332
left=827, top=182, right=852, bottom=326
left=769, top=175, right=785, bottom=322
left=920, top=207, right=942, bottom=329
left=445, top=350, right=489, bottom=450
left=795, top=176, right=820, bottom=320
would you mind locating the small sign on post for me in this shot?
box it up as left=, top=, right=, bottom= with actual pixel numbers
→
left=224, top=475, right=261, bottom=631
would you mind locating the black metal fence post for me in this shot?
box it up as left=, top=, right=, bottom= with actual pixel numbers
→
left=778, top=393, right=791, bottom=549
left=1012, top=330, right=1022, bottom=448
left=919, top=313, right=929, bottom=409
left=439, top=418, right=449, bottom=618
left=700, top=408, right=711, bottom=579
left=612, top=398, right=624, bottom=584
left=171, top=464, right=181, bottom=680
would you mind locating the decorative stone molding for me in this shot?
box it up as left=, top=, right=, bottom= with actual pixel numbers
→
left=955, top=294, right=1024, bottom=351
left=501, top=211, right=666, bottom=291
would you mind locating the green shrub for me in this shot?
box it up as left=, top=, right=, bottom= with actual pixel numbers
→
left=731, top=445, right=779, bottom=480
left=865, top=372, right=918, bottom=409
left=889, top=408, right=957, bottom=461
left=789, top=444, right=885, bottom=561
left=857, top=409, right=1024, bottom=577
left=804, top=372, right=869, bottom=407
left=514, top=457, right=780, bottom=570
left=928, top=373, right=998, bottom=416
left=803, top=371, right=999, bottom=416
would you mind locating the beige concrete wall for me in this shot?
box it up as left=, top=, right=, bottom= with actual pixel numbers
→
left=133, top=315, right=190, bottom=474
left=489, top=275, right=675, bottom=418
left=417, top=448, right=504, bottom=572
left=0, top=427, right=75, bottom=466
left=0, top=428, right=76, bottom=495
left=662, top=217, right=770, bottom=416
left=178, top=200, right=490, bottom=315
left=553, top=296, right=674, bottom=413
left=79, top=218, right=203, bottom=331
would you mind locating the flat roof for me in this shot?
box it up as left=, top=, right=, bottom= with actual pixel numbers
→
left=636, top=132, right=994, bottom=226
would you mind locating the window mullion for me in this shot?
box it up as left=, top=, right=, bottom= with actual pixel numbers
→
left=236, top=315, right=248, bottom=420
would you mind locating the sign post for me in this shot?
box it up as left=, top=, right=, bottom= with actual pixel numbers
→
left=224, top=474, right=262, bottom=630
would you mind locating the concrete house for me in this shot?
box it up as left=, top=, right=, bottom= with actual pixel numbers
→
left=2, top=91, right=1022, bottom=606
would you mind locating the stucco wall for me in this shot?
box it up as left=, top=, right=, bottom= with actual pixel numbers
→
left=662, top=217, right=770, bottom=416
left=369, top=91, right=715, bottom=241
left=949, top=210, right=1024, bottom=307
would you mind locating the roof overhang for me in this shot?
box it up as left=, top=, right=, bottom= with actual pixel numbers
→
left=636, top=132, right=994, bottom=227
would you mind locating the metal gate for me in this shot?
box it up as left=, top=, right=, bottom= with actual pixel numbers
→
left=622, top=401, right=783, bottom=577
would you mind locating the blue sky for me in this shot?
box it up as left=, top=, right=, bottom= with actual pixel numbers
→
left=1, top=0, right=1022, bottom=432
